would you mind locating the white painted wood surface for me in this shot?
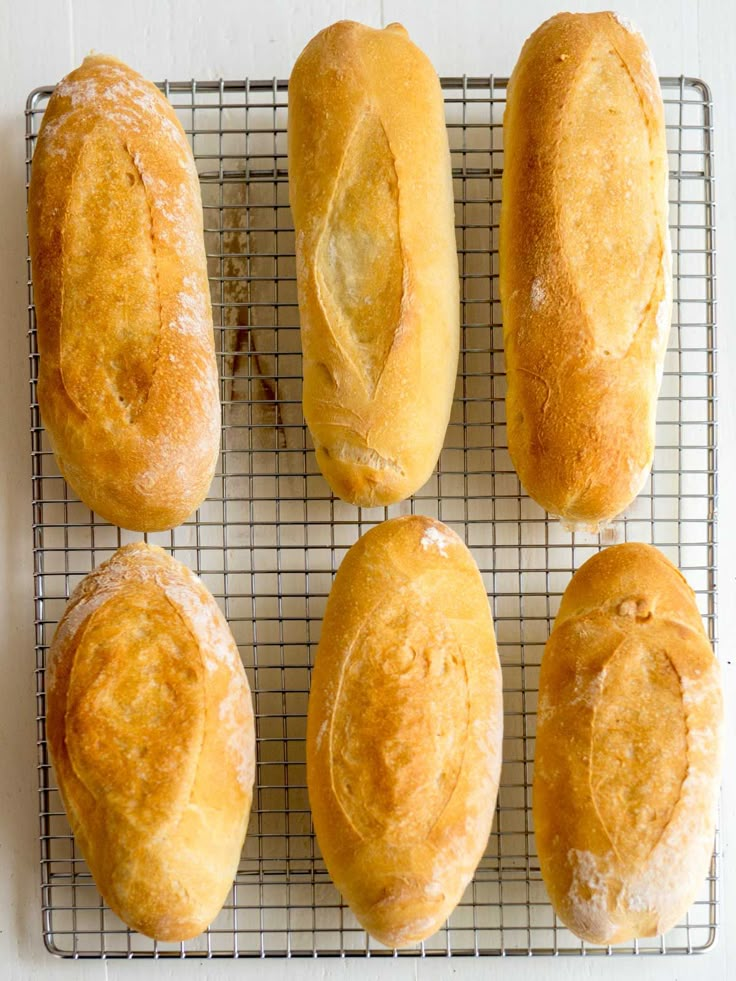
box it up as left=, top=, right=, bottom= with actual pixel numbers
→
left=0, top=1, right=733, bottom=978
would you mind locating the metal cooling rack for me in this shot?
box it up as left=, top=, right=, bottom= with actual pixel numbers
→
left=26, top=75, right=717, bottom=959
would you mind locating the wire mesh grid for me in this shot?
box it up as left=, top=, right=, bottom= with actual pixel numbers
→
left=25, top=74, right=717, bottom=959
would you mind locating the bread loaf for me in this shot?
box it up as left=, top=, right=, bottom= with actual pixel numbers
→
left=46, top=544, right=255, bottom=941
left=306, top=516, right=502, bottom=947
left=288, top=22, right=459, bottom=507
left=534, top=543, right=722, bottom=944
left=28, top=55, right=220, bottom=532
left=500, top=13, right=672, bottom=530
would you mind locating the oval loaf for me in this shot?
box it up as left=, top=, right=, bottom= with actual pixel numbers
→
left=46, top=543, right=255, bottom=941
left=500, top=13, right=672, bottom=529
left=28, top=55, right=220, bottom=532
left=306, top=516, right=503, bottom=947
left=288, top=22, right=459, bottom=507
left=534, top=543, right=722, bottom=944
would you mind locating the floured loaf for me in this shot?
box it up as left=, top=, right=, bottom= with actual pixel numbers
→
left=46, top=544, right=255, bottom=941
left=29, top=55, right=219, bottom=531
left=534, top=543, right=722, bottom=944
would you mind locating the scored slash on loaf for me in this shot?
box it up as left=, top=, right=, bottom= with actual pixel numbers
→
left=288, top=21, right=460, bottom=507
left=28, top=55, right=220, bottom=533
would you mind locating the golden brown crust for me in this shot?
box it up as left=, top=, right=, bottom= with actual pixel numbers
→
left=534, top=543, right=722, bottom=944
left=288, top=22, right=459, bottom=507
left=306, top=516, right=503, bottom=947
left=47, top=544, right=255, bottom=941
left=29, top=55, right=220, bottom=532
left=500, top=13, right=672, bottom=529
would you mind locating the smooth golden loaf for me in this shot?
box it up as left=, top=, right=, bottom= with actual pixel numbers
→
left=46, top=544, right=255, bottom=941
left=306, top=516, right=503, bottom=947
left=500, top=13, right=672, bottom=529
left=29, top=55, right=220, bottom=532
left=534, top=543, right=722, bottom=944
left=288, top=22, right=459, bottom=507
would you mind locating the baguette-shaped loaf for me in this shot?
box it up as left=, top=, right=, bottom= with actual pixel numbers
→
left=307, top=516, right=502, bottom=946
left=46, top=544, right=255, bottom=941
left=500, top=13, right=672, bottom=529
left=29, top=55, right=220, bottom=532
left=534, top=543, right=722, bottom=944
left=288, top=22, right=459, bottom=507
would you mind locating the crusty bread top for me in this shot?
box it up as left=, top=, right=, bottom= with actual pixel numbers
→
left=535, top=543, right=722, bottom=944
left=47, top=544, right=254, bottom=940
left=29, top=55, right=220, bottom=531
left=500, top=13, right=671, bottom=528
left=555, top=541, right=704, bottom=629
left=288, top=22, right=459, bottom=506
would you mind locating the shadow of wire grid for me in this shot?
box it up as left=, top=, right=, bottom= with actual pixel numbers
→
left=25, top=75, right=717, bottom=958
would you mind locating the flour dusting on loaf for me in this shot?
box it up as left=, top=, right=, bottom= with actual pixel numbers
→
left=420, top=523, right=459, bottom=556
left=611, top=11, right=641, bottom=35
